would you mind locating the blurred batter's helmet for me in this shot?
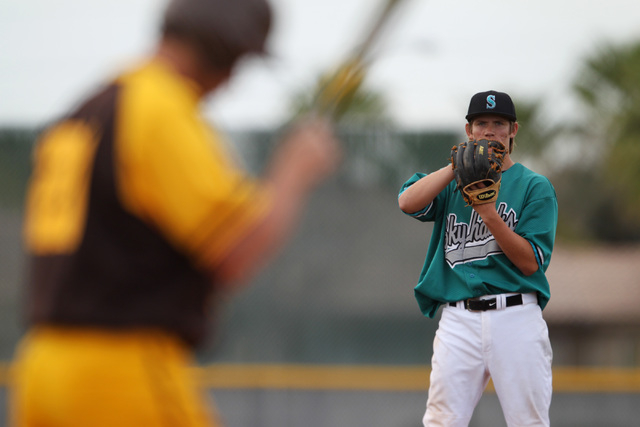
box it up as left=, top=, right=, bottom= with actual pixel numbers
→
left=162, top=0, right=272, bottom=68
left=466, top=90, right=517, bottom=122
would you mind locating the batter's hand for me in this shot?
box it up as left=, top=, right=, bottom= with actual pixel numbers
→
left=271, top=116, right=342, bottom=192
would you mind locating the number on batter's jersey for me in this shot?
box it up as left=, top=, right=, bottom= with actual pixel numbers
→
left=25, top=121, right=98, bottom=254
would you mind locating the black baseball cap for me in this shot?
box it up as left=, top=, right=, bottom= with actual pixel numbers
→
left=466, top=90, right=517, bottom=122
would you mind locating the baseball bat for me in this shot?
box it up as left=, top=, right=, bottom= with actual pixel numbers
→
left=312, top=0, right=406, bottom=119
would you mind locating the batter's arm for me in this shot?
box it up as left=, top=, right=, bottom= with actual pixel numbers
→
left=212, top=118, right=341, bottom=286
left=398, top=165, right=454, bottom=214
left=473, top=203, right=539, bottom=276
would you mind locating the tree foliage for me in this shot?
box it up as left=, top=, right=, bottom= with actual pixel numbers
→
left=288, top=72, right=393, bottom=128
left=558, top=40, right=640, bottom=241
left=510, top=99, right=560, bottom=169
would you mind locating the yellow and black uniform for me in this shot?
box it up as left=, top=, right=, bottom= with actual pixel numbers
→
left=11, top=60, right=271, bottom=427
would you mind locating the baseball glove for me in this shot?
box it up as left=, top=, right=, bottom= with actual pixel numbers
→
left=450, top=139, right=506, bottom=206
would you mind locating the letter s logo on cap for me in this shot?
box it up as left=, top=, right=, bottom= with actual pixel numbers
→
left=486, top=95, right=496, bottom=109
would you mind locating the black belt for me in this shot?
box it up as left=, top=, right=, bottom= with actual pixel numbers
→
left=449, top=294, right=524, bottom=311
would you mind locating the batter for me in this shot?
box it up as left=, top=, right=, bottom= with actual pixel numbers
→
left=9, top=1, right=341, bottom=426
left=398, top=90, right=557, bottom=427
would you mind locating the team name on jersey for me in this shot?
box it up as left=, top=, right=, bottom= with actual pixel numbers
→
left=444, top=202, right=518, bottom=267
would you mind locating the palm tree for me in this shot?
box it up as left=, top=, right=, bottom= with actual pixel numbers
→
left=567, top=40, right=640, bottom=240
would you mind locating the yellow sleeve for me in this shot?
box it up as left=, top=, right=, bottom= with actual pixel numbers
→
left=117, top=82, right=270, bottom=268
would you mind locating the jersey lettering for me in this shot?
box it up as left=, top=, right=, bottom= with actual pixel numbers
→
left=25, top=122, right=98, bottom=254
left=445, top=202, right=518, bottom=267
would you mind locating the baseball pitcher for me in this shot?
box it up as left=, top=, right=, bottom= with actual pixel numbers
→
left=398, top=90, right=558, bottom=427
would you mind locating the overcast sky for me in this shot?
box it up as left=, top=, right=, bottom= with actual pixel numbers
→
left=2, top=0, right=640, bottom=130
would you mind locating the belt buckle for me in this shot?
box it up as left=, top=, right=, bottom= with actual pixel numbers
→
left=466, top=297, right=498, bottom=312
left=465, top=298, right=480, bottom=313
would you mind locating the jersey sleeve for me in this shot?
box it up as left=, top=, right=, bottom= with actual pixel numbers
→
left=398, top=172, right=450, bottom=222
left=118, top=108, right=271, bottom=269
left=516, top=177, right=558, bottom=272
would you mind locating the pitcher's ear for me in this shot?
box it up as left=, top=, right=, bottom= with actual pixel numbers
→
left=465, top=122, right=473, bottom=138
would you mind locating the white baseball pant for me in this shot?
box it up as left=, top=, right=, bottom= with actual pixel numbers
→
left=423, top=293, right=552, bottom=427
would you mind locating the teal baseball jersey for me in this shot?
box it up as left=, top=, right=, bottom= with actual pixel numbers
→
left=399, top=163, right=558, bottom=318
